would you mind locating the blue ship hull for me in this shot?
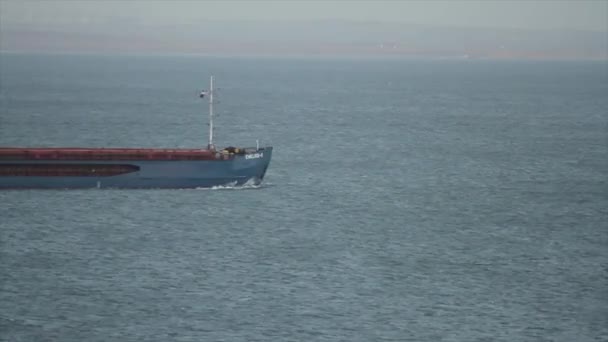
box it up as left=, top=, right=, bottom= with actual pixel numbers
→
left=0, top=147, right=272, bottom=189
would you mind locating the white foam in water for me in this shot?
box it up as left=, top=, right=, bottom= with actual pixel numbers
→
left=195, top=178, right=263, bottom=191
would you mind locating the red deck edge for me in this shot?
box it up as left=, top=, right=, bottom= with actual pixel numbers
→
left=0, top=147, right=221, bottom=161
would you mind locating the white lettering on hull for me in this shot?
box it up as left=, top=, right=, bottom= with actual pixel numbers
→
left=245, top=153, right=263, bottom=160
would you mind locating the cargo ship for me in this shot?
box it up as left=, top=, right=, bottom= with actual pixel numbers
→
left=0, top=77, right=272, bottom=189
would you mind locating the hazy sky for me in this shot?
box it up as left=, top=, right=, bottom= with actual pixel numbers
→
left=1, top=0, right=607, bottom=31
left=1, top=0, right=606, bottom=59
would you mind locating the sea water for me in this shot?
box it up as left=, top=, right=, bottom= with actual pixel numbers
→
left=1, top=53, right=607, bottom=341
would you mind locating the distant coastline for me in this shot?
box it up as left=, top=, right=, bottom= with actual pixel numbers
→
left=1, top=21, right=606, bottom=61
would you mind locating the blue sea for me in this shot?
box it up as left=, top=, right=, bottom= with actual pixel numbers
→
left=1, top=53, right=607, bottom=341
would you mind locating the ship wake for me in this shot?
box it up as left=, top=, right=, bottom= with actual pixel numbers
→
left=196, top=178, right=264, bottom=190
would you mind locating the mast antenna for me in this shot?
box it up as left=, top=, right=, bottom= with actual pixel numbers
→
left=208, top=76, right=215, bottom=150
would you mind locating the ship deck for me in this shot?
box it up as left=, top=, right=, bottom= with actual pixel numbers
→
left=0, top=147, right=219, bottom=161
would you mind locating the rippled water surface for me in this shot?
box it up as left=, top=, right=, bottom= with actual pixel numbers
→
left=1, top=54, right=607, bottom=341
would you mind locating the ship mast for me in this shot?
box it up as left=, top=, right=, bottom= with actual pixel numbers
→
left=208, top=75, right=215, bottom=150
